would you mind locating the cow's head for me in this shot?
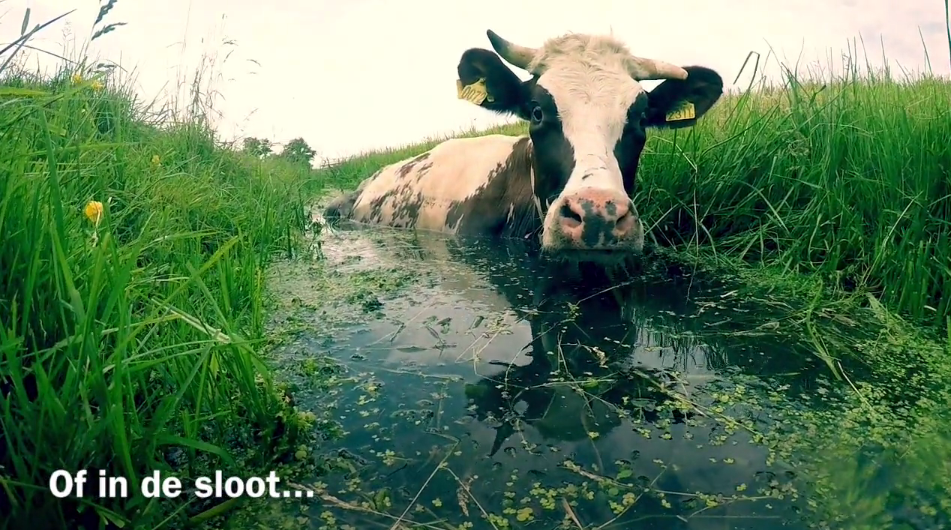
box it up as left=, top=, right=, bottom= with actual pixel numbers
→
left=457, top=30, right=723, bottom=262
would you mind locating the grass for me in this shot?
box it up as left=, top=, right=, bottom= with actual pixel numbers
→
left=320, top=58, right=951, bottom=333
left=0, top=7, right=329, bottom=529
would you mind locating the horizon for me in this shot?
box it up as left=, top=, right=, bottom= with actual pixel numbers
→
left=2, top=0, right=949, bottom=163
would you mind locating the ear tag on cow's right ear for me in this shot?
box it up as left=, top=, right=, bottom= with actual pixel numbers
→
left=456, top=78, right=493, bottom=105
left=665, top=101, right=696, bottom=122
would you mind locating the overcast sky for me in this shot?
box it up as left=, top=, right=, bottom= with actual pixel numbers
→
left=2, top=0, right=949, bottom=161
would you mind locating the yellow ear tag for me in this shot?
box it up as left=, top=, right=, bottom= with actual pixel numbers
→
left=456, top=78, right=493, bottom=105
left=665, top=101, right=696, bottom=122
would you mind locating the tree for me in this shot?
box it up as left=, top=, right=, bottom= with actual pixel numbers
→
left=279, top=137, right=316, bottom=166
left=242, top=137, right=273, bottom=158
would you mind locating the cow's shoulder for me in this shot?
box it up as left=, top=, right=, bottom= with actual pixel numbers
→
left=445, top=135, right=539, bottom=237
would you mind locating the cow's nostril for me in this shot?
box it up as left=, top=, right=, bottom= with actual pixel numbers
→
left=616, top=209, right=636, bottom=234
left=560, top=202, right=583, bottom=228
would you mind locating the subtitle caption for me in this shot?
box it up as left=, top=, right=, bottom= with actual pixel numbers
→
left=49, top=470, right=315, bottom=499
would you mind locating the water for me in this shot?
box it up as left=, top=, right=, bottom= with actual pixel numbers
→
left=254, top=222, right=949, bottom=530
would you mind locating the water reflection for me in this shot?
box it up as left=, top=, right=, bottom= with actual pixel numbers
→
left=277, top=225, right=844, bottom=529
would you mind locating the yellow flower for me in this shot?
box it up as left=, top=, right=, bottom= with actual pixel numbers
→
left=151, top=155, right=161, bottom=167
left=90, top=79, right=104, bottom=92
left=84, top=200, right=103, bottom=225
left=71, top=73, right=83, bottom=85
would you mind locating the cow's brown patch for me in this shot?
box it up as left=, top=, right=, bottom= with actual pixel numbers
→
left=365, top=190, right=393, bottom=223
left=364, top=183, right=426, bottom=228
left=391, top=190, right=426, bottom=228
left=445, top=137, right=539, bottom=238
left=413, top=161, right=434, bottom=182
left=358, top=152, right=433, bottom=227
left=396, top=152, right=431, bottom=179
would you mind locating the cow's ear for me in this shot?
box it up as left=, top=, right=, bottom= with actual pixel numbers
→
left=457, top=48, right=529, bottom=119
left=644, top=66, right=724, bottom=129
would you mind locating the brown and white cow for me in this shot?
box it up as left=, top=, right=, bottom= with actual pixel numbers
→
left=324, top=29, right=724, bottom=263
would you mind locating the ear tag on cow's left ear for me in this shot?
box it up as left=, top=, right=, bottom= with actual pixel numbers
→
left=665, top=101, right=696, bottom=122
left=456, top=78, right=493, bottom=105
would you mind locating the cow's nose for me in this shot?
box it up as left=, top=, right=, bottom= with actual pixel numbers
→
left=556, top=189, right=636, bottom=248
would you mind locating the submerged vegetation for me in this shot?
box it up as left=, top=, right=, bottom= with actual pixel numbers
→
left=248, top=228, right=951, bottom=530
left=2, top=3, right=950, bottom=530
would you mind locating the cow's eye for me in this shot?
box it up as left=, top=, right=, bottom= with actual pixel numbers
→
left=629, top=108, right=647, bottom=127
left=531, top=106, right=544, bottom=123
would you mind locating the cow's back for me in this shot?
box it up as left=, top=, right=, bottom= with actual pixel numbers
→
left=348, top=134, right=525, bottom=232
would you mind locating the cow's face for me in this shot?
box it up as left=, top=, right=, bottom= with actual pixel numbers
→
left=457, top=30, right=724, bottom=262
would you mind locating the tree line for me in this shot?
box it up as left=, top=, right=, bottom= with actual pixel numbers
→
left=241, top=136, right=317, bottom=167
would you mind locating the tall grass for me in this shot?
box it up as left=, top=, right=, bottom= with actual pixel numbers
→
left=1, top=7, right=321, bottom=529
left=321, top=51, right=951, bottom=331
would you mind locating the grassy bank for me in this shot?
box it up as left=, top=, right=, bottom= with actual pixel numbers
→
left=0, top=22, right=325, bottom=530
left=321, top=70, right=951, bottom=332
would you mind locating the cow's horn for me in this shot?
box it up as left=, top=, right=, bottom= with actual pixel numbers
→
left=486, top=29, right=537, bottom=70
left=626, top=57, right=688, bottom=81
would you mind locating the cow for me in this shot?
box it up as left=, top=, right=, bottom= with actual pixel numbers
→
left=324, top=29, right=724, bottom=263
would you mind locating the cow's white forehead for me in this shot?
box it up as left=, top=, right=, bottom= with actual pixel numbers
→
left=531, top=34, right=645, bottom=140
left=527, top=33, right=641, bottom=75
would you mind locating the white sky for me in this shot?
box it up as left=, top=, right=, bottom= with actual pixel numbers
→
left=2, top=0, right=949, bottom=162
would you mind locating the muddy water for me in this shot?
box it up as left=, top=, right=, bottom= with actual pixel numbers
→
left=256, top=222, right=944, bottom=530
